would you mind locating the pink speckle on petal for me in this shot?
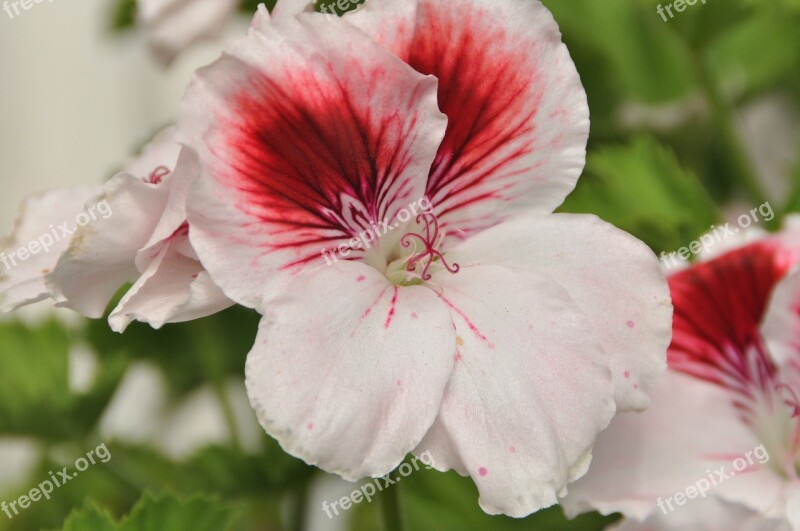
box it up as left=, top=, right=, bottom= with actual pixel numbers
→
left=454, top=352, right=463, bottom=362
left=411, top=312, right=418, bottom=319
left=356, top=275, right=366, bottom=282
left=396, top=379, right=402, bottom=386
left=509, top=446, right=516, bottom=454
left=307, top=423, right=314, bottom=430
left=624, top=371, right=630, bottom=379
left=478, top=467, right=488, bottom=476
left=627, top=320, right=635, bottom=328
left=633, top=384, right=639, bottom=389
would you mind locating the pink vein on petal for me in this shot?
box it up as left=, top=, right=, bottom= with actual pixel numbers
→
left=440, top=295, right=490, bottom=344
left=384, top=286, right=399, bottom=329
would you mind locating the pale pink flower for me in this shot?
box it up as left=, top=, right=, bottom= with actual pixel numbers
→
left=179, top=0, right=671, bottom=516
left=48, top=128, right=233, bottom=331
left=0, top=128, right=232, bottom=330
left=563, top=218, right=800, bottom=529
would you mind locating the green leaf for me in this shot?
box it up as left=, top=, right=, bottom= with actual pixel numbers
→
left=120, top=493, right=237, bottom=531
left=0, top=318, right=128, bottom=440
left=655, top=0, right=753, bottom=50
left=61, top=504, right=116, bottom=531
left=11, top=439, right=312, bottom=530
left=560, top=135, right=719, bottom=253
left=58, top=493, right=238, bottom=531
left=0, top=320, right=72, bottom=438
left=543, top=0, right=695, bottom=104
left=708, top=8, right=800, bottom=99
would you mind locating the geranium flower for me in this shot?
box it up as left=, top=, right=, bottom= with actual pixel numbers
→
left=48, top=128, right=233, bottom=331
left=180, top=0, right=672, bottom=516
left=0, top=128, right=232, bottom=330
left=562, top=219, right=800, bottom=528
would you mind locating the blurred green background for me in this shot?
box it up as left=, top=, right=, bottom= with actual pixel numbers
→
left=2, top=0, right=800, bottom=529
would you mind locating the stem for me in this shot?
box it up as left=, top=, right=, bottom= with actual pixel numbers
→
left=215, top=380, right=243, bottom=450
left=692, top=51, right=769, bottom=206
left=195, top=323, right=243, bottom=450
left=379, top=482, right=404, bottom=531
left=287, top=481, right=310, bottom=531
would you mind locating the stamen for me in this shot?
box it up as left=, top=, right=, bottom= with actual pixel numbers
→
left=400, top=213, right=459, bottom=281
left=147, top=166, right=171, bottom=185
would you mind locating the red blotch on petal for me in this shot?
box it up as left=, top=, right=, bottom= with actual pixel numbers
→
left=668, top=241, right=799, bottom=399
left=216, top=60, right=435, bottom=271
left=376, top=2, right=546, bottom=234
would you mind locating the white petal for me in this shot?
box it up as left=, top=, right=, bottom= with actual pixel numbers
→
left=48, top=174, right=170, bottom=318
left=245, top=262, right=456, bottom=480
left=122, top=126, right=181, bottom=180
left=444, top=213, right=672, bottom=411
left=561, top=371, right=773, bottom=521
left=137, top=148, right=199, bottom=260
left=415, top=265, right=615, bottom=517
left=611, top=497, right=791, bottom=531
left=0, top=186, right=99, bottom=312
left=762, top=267, right=800, bottom=369
left=109, top=235, right=232, bottom=333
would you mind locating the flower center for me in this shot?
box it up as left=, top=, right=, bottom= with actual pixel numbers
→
left=378, top=212, right=460, bottom=286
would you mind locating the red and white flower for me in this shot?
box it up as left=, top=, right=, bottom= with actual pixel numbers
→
left=179, top=0, right=672, bottom=516
left=562, top=218, right=800, bottom=529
